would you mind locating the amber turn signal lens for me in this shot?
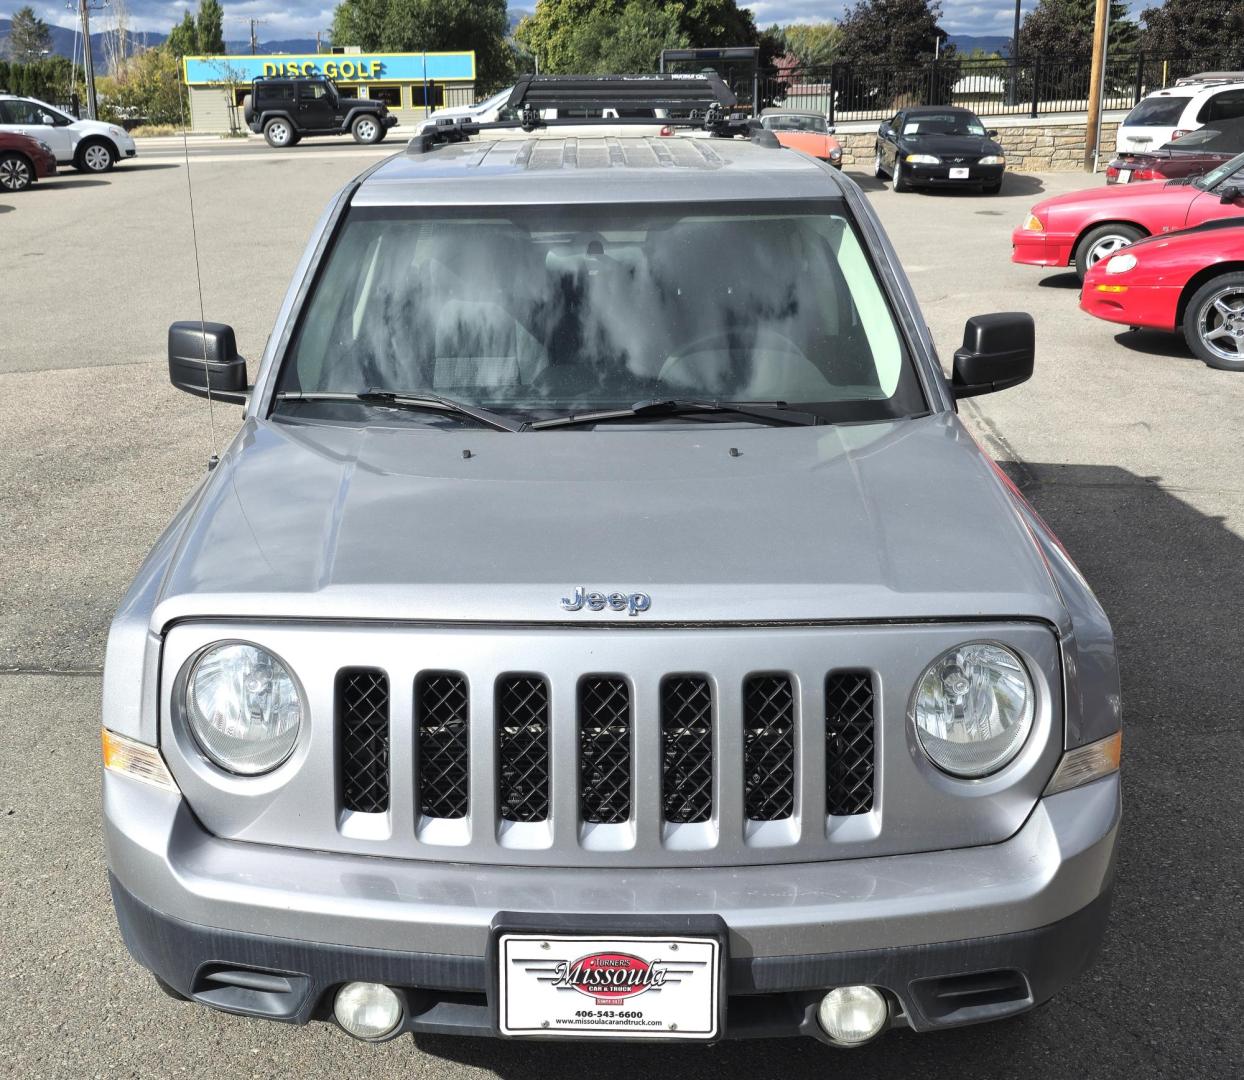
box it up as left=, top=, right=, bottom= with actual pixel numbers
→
left=102, top=729, right=179, bottom=792
left=1043, top=731, right=1121, bottom=796
left=1094, top=285, right=1129, bottom=293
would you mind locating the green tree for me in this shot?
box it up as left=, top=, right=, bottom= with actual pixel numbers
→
left=677, top=0, right=757, bottom=48
left=568, top=0, right=687, bottom=74
left=166, top=12, right=199, bottom=59
left=196, top=0, right=226, bottom=54
left=1018, top=0, right=1139, bottom=60
left=330, top=0, right=390, bottom=50
left=781, top=23, right=843, bottom=69
left=1140, top=0, right=1244, bottom=59
left=836, top=0, right=951, bottom=67
left=100, top=45, right=185, bottom=125
left=4, top=5, right=52, bottom=62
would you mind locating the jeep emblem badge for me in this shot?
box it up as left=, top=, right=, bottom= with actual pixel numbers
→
left=560, top=586, right=651, bottom=616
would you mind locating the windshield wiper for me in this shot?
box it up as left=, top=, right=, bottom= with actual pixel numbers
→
left=274, top=391, right=524, bottom=432
left=525, top=398, right=823, bottom=430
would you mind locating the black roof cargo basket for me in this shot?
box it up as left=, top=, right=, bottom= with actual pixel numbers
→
left=407, top=73, right=758, bottom=156
left=504, top=73, right=736, bottom=114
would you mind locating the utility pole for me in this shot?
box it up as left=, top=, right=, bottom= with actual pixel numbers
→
left=67, top=0, right=106, bottom=120
left=249, top=18, right=266, bottom=55
left=1007, top=0, right=1022, bottom=106
left=1084, top=0, right=1110, bottom=171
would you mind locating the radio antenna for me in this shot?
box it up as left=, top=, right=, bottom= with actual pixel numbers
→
left=177, top=78, right=220, bottom=469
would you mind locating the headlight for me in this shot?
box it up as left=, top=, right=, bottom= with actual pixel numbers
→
left=978, top=154, right=1005, bottom=165
left=186, top=643, right=302, bottom=775
left=911, top=643, right=1034, bottom=778
left=37, top=140, right=52, bottom=153
left=829, top=147, right=842, bottom=159
left=905, top=153, right=940, bottom=164
left=1105, top=253, right=1137, bottom=274
left=1023, top=213, right=1044, bottom=232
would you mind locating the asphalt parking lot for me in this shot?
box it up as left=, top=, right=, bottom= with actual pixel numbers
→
left=1, top=137, right=1241, bottom=1079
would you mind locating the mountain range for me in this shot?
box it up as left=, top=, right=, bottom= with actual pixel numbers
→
left=0, top=15, right=1011, bottom=74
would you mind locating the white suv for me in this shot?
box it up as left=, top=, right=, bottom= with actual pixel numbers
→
left=1116, top=75, right=1244, bottom=154
left=0, top=94, right=137, bottom=172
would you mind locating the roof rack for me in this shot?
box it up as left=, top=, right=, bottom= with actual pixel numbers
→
left=407, top=73, right=764, bottom=156
left=1174, top=71, right=1244, bottom=86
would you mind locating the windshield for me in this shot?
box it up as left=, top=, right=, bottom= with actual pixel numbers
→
left=276, top=200, right=925, bottom=425
left=1196, top=151, right=1244, bottom=189
left=1124, top=96, right=1190, bottom=127
left=903, top=114, right=986, bottom=137
left=764, top=114, right=828, bottom=133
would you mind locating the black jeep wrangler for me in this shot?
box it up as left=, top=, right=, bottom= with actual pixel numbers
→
left=242, top=76, right=397, bottom=148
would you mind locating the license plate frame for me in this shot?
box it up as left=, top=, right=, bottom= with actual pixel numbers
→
left=1117, top=169, right=1132, bottom=183
left=949, top=166, right=970, bottom=179
left=491, top=914, right=727, bottom=1041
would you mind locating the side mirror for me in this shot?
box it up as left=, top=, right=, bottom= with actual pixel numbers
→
left=951, top=313, right=1034, bottom=399
left=826, top=124, right=836, bottom=135
left=168, top=321, right=249, bottom=403
left=987, top=128, right=999, bottom=138
left=878, top=124, right=891, bottom=137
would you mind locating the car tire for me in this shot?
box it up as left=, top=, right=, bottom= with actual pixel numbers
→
left=287, top=132, right=302, bottom=147
left=892, top=158, right=911, bottom=192
left=1183, top=272, right=1244, bottom=371
left=1074, top=223, right=1143, bottom=280
left=873, top=147, right=887, bottom=178
left=0, top=151, right=34, bottom=192
left=351, top=114, right=383, bottom=144
left=264, top=118, right=294, bottom=148
left=242, top=93, right=254, bottom=126
left=74, top=138, right=116, bottom=173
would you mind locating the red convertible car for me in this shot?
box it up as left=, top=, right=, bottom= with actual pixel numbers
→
left=1105, top=118, right=1244, bottom=185
left=1080, top=218, right=1244, bottom=370
left=1013, top=152, right=1244, bottom=280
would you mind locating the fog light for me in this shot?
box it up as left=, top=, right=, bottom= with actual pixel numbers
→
left=333, top=982, right=402, bottom=1040
left=817, top=985, right=888, bottom=1046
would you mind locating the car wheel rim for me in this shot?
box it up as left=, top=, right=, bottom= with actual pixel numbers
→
left=0, top=158, right=29, bottom=189
left=359, top=120, right=376, bottom=140
left=84, top=145, right=110, bottom=170
left=1198, top=286, right=1244, bottom=363
left=1086, top=234, right=1130, bottom=267
left=271, top=123, right=288, bottom=144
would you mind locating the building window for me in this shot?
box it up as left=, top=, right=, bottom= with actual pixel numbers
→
left=367, top=84, right=401, bottom=108
left=410, top=82, right=445, bottom=109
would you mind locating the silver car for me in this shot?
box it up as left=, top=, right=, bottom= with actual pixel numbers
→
left=102, top=103, right=1121, bottom=1049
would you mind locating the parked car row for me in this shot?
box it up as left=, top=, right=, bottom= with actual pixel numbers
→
left=0, top=92, right=137, bottom=191
left=1011, top=146, right=1244, bottom=370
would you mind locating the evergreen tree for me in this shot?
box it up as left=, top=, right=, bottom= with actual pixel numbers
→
left=1140, top=0, right=1244, bottom=59
left=1018, top=0, right=1139, bottom=60
left=196, top=0, right=226, bottom=55
left=165, top=13, right=199, bottom=60
left=836, top=0, right=952, bottom=68
left=4, top=6, right=52, bottom=63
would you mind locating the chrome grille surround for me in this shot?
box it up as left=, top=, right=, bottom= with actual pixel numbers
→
left=160, top=621, right=1063, bottom=869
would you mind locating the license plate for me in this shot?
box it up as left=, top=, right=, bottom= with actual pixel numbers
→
left=949, top=167, right=970, bottom=179
left=498, top=933, right=721, bottom=1039
left=1117, top=169, right=1131, bottom=183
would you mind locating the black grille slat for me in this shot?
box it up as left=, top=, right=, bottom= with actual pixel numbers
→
left=743, top=675, right=795, bottom=821
left=579, top=677, right=631, bottom=824
left=337, top=669, right=390, bottom=814
left=825, top=672, right=876, bottom=816
left=661, top=677, right=713, bottom=824
left=497, top=676, right=550, bottom=822
left=416, top=673, right=470, bottom=819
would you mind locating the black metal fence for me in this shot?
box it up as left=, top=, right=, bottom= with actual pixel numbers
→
left=761, top=53, right=1244, bottom=124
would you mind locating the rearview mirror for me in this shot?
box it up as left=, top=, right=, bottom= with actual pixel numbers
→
left=951, top=313, right=1034, bottom=399
left=168, top=321, right=249, bottom=403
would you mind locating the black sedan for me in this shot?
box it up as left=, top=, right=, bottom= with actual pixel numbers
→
left=874, top=106, right=1006, bottom=193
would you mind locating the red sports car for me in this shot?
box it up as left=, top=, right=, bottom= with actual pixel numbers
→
left=1013, top=151, right=1244, bottom=280
left=1080, top=218, right=1244, bottom=370
left=0, top=129, right=57, bottom=192
left=1104, top=118, right=1244, bottom=185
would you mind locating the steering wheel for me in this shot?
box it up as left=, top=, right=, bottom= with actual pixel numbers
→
left=656, top=329, right=817, bottom=394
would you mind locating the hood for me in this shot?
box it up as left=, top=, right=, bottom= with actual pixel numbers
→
left=898, top=133, right=1000, bottom=158
left=1036, top=176, right=1195, bottom=217
left=150, top=412, right=1064, bottom=628
left=73, top=117, right=128, bottom=140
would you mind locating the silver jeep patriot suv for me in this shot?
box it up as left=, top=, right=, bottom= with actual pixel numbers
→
left=102, top=76, right=1121, bottom=1048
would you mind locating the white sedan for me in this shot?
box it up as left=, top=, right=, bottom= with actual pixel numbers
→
left=0, top=94, right=137, bottom=172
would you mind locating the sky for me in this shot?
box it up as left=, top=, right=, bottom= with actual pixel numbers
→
left=24, top=1, right=1151, bottom=43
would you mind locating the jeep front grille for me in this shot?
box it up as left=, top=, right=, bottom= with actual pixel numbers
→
left=497, top=676, right=550, bottom=823
left=825, top=672, right=876, bottom=816
left=415, top=672, right=470, bottom=819
left=578, top=677, right=632, bottom=824
left=337, top=669, right=390, bottom=814
left=743, top=674, right=796, bottom=821
left=661, top=676, right=713, bottom=824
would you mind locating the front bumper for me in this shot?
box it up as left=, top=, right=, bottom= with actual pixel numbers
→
left=1012, top=227, right=1075, bottom=268
left=105, top=771, right=1119, bottom=1039
left=903, top=162, right=1004, bottom=187
left=1079, top=280, right=1181, bottom=331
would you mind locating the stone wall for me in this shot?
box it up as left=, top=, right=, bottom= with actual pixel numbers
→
left=834, top=118, right=1119, bottom=174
